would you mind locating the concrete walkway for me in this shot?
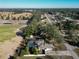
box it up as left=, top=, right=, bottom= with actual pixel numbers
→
left=24, top=54, right=46, bottom=57
left=24, top=51, right=72, bottom=57
left=46, top=51, right=72, bottom=56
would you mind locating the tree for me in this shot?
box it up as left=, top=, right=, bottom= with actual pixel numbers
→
left=64, top=20, right=75, bottom=30
left=24, top=13, right=40, bottom=37
left=36, top=24, right=63, bottom=43
left=63, top=20, right=79, bottom=46
left=24, top=25, right=34, bottom=37
left=46, top=24, right=62, bottom=43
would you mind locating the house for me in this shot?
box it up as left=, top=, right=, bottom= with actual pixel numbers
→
left=27, top=36, right=54, bottom=54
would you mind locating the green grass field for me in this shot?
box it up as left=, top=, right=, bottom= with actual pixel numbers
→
left=0, top=24, right=22, bottom=42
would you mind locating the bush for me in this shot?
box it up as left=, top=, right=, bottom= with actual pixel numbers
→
left=32, top=48, right=39, bottom=55
left=21, top=47, right=29, bottom=56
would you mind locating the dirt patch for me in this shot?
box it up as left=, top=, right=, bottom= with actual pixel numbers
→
left=0, top=36, right=23, bottom=59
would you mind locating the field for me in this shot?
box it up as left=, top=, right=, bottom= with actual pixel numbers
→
left=0, top=24, right=22, bottom=42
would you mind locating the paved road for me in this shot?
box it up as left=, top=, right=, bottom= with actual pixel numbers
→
left=0, top=20, right=28, bottom=24
left=45, top=14, right=53, bottom=25
left=64, top=43, right=79, bottom=59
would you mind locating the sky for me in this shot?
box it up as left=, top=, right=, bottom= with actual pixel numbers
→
left=0, top=0, right=79, bottom=8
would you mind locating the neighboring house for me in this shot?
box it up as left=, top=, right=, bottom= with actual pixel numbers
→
left=27, top=36, right=54, bottom=54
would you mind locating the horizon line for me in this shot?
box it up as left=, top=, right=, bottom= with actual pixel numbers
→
left=0, top=7, right=78, bottom=9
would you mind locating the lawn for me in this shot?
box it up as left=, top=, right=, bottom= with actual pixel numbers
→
left=0, top=24, right=22, bottom=42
